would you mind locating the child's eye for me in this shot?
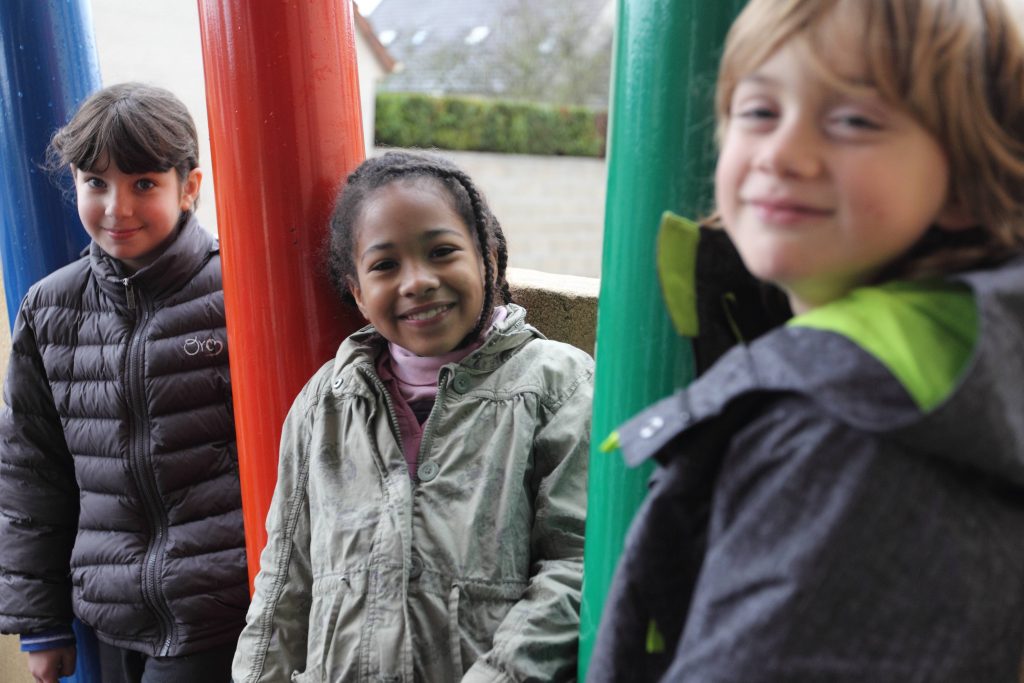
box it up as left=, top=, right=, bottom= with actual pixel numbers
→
left=736, top=105, right=777, bottom=120
left=135, top=178, right=157, bottom=191
left=84, top=177, right=106, bottom=189
left=830, top=113, right=881, bottom=131
left=368, top=259, right=397, bottom=273
left=432, top=245, right=458, bottom=259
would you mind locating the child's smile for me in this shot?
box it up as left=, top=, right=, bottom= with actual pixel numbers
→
left=715, top=29, right=970, bottom=312
left=350, top=179, right=487, bottom=356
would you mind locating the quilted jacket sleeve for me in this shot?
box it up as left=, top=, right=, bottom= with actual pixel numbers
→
left=232, top=381, right=317, bottom=683
left=0, top=300, right=79, bottom=636
left=463, top=356, right=593, bottom=683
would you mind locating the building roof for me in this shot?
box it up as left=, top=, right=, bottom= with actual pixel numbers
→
left=360, top=0, right=612, bottom=100
left=354, top=2, right=398, bottom=74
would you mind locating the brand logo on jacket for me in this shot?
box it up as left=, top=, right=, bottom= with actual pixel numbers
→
left=183, top=337, right=225, bottom=357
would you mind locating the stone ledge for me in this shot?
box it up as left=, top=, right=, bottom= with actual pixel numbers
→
left=507, top=267, right=599, bottom=357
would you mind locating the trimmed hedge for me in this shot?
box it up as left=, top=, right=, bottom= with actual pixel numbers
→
left=375, top=92, right=607, bottom=158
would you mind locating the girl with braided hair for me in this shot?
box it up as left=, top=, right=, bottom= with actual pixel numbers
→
left=233, top=150, right=593, bottom=682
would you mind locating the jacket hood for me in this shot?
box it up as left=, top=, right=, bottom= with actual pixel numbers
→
left=898, top=258, right=1024, bottom=484
left=328, top=302, right=542, bottom=379
left=619, top=256, right=1024, bottom=487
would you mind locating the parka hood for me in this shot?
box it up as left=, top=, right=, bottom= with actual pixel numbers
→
left=621, top=233, right=1024, bottom=487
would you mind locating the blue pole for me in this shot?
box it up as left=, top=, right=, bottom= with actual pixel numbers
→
left=0, top=0, right=97, bottom=326
left=0, top=3, right=102, bottom=682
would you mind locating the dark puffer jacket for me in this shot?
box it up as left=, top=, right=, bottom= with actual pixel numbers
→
left=0, top=216, right=249, bottom=657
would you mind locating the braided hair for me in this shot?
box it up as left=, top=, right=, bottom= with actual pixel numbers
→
left=328, top=150, right=512, bottom=346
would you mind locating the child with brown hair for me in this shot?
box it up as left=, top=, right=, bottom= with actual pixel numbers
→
left=0, top=83, right=247, bottom=683
left=592, top=0, right=1024, bottom=680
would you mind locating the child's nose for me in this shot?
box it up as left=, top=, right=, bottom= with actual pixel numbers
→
left=399, top=263, right=440, bottom=297
left=755, top=120, right=823, bottom=178
left=105, top=188, right=133, bottom=218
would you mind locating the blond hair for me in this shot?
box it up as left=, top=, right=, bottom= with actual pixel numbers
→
left=716, top=0, right=1024, bottom=278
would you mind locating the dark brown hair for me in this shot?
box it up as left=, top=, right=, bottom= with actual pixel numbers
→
left=46, top=82, right=200, bottom=208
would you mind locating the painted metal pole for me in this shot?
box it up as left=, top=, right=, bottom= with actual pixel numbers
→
left=0, top=1, right=96, bottom=324
left=0, top=3, right=102, bottom=682
left=197, top=0, right=366, bottom=585
left=578, top=0, right=746, bottom=677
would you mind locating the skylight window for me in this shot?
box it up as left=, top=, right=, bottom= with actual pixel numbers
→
left=378, top=29, right=397, bottom=46
left=465, top=26, right=491, bottom=45
left=411, top=29, right=429, bottom=45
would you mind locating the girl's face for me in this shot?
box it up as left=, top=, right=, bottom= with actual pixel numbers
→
left=74, top=159, right=201, bottom=273
left=715, top=31, right=970, bottom=313
left=349, top=179, right=487, bottom=356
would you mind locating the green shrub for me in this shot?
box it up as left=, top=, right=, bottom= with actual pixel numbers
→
left=374, top=92, right=606, bottom=158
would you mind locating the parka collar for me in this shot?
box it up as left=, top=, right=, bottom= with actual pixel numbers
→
left=331, top=303, right=540, bottom=381
left=89, top=214, right=218, bottom=308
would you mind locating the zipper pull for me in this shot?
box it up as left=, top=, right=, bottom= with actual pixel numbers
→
left=122, top=277, right=135, bottom=310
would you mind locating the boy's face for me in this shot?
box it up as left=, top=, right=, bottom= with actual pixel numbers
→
left=714, top=34, right=968, bottom=313
left=73, top=160, right=201, bottom=273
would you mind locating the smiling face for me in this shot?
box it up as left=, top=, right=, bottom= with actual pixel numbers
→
left=74, top=159, right=201, bottom=273
left=714, top=29, right=969, bottom=312
left=349, top=179, right=487, bottom=356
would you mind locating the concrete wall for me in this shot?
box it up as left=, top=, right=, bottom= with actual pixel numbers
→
left=431, top=150, right=606, bottom=278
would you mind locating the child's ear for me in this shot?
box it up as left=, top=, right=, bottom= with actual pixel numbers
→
left=347, top=276, right=367, bottom=316
left=180, top=168, right=203, bottom=212
left=935, top=199, right=977, bottom=232
left=487, top=247, right=499, bottom=285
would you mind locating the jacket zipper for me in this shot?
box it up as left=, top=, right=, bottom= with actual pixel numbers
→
left=359, top=367, right=406, bottom=464
left=122, top=277, right=135, bottom=310
left=414, top=369, right=450, bottom=481
left=361, top=365, right=450, bottom=483
left=122, top=279, right=176, bottom=655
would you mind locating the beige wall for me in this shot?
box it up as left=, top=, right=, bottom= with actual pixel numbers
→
left=1, top=635, right=31, bottom=683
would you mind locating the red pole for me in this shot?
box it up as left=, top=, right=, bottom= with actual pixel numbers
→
left=196, top=0, right=365, bottom=585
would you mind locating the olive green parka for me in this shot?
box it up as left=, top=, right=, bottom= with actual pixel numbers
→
left=233, top=304, right=593, bottom=682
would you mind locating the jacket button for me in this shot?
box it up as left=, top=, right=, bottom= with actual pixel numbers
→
left=409, top=554, right=423, bottom=580
left=418, top=460, right=440, bottom=482
left=639, top=416, right=665, bottom=439
left=452, top=374, right=470, bottom=393
left=332, top=377, right=345, bottom=390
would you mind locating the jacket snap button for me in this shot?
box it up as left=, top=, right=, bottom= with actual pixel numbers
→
left=452, top=374, right=470, bottom=393
left=639, top=416, right=665, bottom=439
left=332, top=377, right=344, bottom=389
left=409, top=554, right=423, bottom=580
left=418, top=460, right=440, bottom=482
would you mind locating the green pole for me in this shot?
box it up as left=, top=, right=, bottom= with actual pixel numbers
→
left=578, top=0, right=746, bottom=677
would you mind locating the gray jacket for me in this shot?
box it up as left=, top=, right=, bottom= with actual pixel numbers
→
left=591, top=257, right=1024, bottom=682
left=0, top=216, right=248, bottom=656
left=233, top=304, right=593, bottom=682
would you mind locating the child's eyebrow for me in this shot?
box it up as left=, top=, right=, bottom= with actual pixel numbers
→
left=738, top=73, right=776, bottom=86
left=359, top=227, right=465, bottom=260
